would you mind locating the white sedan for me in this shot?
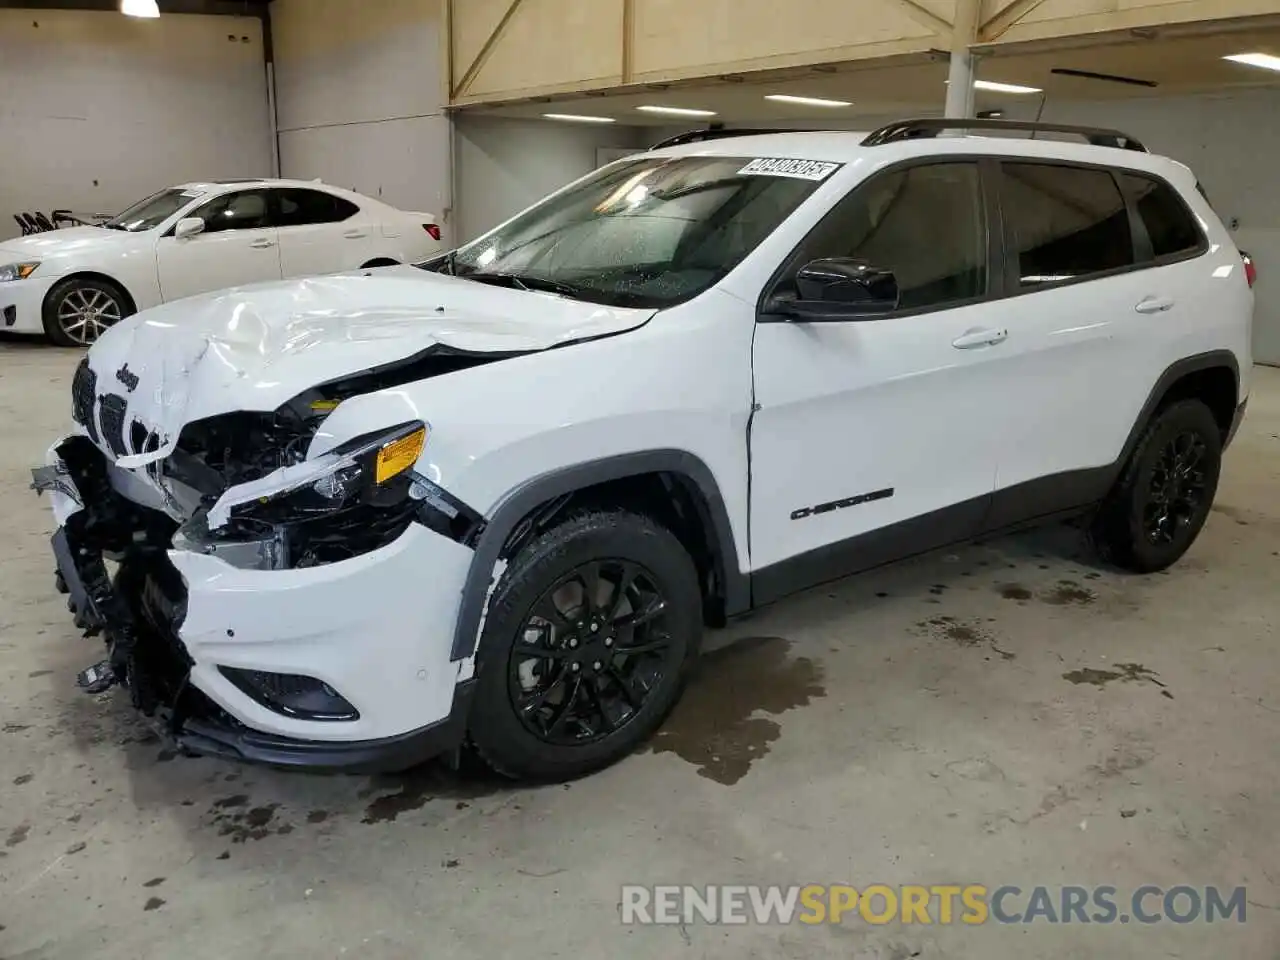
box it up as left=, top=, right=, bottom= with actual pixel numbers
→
left=0, top=179, right=442, bottom=345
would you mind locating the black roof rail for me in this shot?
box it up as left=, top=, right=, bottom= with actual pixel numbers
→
left=649, top=128, right=817, bottom=150
left=861, top=117, right=1148, bottom=152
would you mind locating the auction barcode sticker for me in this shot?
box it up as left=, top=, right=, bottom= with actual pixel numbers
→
left=737, top=157, right=842, bottom=181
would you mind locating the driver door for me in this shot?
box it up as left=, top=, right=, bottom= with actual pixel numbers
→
left=155, top=189, right=281, bottom=301
left=748, top=160, right=1007, bottom=598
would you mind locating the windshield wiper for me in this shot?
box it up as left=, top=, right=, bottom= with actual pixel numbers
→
left=465, top=272, right=586, bottom=299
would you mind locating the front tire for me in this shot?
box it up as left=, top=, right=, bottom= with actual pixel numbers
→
left=1088, top=399, right=1222, bottom=572
left=42, top=277, right=132, bottom=347
left=467, top=510, right=702, bottom=781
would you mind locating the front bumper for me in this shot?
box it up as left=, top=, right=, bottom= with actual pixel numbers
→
left=40, top=436, right=480, bottom=773
left=0, top=274, right=57, bottom=335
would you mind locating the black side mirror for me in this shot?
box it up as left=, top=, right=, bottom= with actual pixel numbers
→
left=773, top=257, right=899, bottom=321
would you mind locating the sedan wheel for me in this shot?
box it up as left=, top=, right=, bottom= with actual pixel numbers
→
left=42, top=279, right=131, bottom=347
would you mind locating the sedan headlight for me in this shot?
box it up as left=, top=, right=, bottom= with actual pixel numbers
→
left=0, top=262, right=39, bottom=282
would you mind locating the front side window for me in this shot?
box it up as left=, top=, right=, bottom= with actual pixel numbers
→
left=436, top=155, right=830, bottom=308
left=276, top=189, right=359, bottom=227
left=190, top=190, right=270, bottom=234
left=103, top=188, right=203, bottom=233
left=1119, top=172, right=1204, bottom=260
left=1001, top=163, right=1134, bottom=287
left=780, top=162, right=987, bottom=311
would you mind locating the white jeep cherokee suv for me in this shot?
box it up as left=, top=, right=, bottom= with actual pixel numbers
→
left=34, top=119, right=1253, bottom=781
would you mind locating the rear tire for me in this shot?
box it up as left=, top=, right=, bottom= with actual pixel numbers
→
left=467, top=510, right=702, bottom=782
left=42, top=277, right=132, bottom=347
left=1088, top=399, right=1222, bottom=573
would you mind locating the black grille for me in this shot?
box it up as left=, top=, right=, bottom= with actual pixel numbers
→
left=71, top=360, right=99, bottom=443
left=219, top=667, right=359, bottom=721
left=98, top=394, right=128, bottom=458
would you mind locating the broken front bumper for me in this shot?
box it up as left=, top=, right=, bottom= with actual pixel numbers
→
left=38, top=437, right=480, bottom=773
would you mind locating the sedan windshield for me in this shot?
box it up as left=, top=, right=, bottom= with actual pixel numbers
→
left=433, top=155, right=831, bottom=308
left=102, top=188, right=202, bottom=232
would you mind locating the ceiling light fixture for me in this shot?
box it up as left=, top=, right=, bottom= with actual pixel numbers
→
left=1223, top=52, right=1280, bottom=73
left=542, top=113, right=617, bottom=123
left=764, top=94, right=853, bottom=107
left=636, top=105, right=717, bottom=117
left=120, top=0, right=160, bottom=17
left=973, top=79, right=1042, bottom=94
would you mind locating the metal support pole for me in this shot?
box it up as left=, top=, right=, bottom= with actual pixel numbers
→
left=944, top=0, right=982, bottom=119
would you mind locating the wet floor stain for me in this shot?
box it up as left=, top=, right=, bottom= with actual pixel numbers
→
left=143, top=897, right=165, bottom=912
left=917, top=616, right=1016, bottom=661
left=998, top=583, right=1033, bottom=601
left=13, top=773, right=32, bottom=785
left=643, top=636, right=826, bottom=786
left=27, top=670, right=53, bottom=678
left=306, top=810, right=329, bottom=824
left=360, top=760, right=510, bottom=825
left=2, top=723, right=31, bottom=734
left=1043, top=580, right=1096, bottom=605
left=1063, top=662, right=1168, bottom=693
left=143, top=877, right=165, bottom=888
left=6, top=825, right=30, bottom=847
left=208, top=800, right=281, bottom=843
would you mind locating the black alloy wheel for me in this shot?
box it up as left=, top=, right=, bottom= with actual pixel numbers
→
left=508, top=559, right=676, bottom=746
left=1141, top=430, right=1209, bottom=545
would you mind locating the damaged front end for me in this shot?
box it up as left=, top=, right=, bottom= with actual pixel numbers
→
left=34, top=355, right=486, bottom=768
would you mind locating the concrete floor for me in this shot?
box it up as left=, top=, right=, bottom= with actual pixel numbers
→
left=0, top=338, right=1277, bottom=959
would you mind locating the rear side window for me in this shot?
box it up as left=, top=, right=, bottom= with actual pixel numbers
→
left=1000, top=163, right=1133, bottom=288
left=1119, top=172, right=1205, bottom=259
left=275, top=189, right=359, bottom=227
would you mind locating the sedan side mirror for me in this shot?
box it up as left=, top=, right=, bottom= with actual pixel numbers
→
left=174, top=217, right=206, bottom=240
left=773, top=257, right=900, bottom=321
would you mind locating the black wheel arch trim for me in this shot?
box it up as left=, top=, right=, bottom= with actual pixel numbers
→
left=1112, top=350, right=1240, bottom=480
left=449, top=449, right=748, bottom=662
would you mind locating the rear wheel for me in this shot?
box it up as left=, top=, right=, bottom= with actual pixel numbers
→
left=42, top=277, right=132, bottom=347
left=467, top=510, right=702, bottom=781
left=1088, top=399, right=1222, bottom=572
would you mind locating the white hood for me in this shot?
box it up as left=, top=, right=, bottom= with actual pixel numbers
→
left=0, top=226, right=135, bottom=260
left=83, top=266, right=655, bottom=467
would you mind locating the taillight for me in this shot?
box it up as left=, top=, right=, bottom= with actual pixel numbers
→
left=423, top=223, right=441, bottom=242
left=1242, top=251, right=1257, bottom=288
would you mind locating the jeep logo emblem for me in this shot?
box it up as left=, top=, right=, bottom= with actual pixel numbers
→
left=115, top=365, right=139, bottom=392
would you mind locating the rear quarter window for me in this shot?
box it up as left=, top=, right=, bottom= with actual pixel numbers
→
left=1119, top=172, right=1205, bottom=260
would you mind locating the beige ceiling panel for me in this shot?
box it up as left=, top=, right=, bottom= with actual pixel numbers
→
left=630, top=0, right=949, bottom=79
left=987, top=0, right=1280, bottom=42
left=458, top=0, right=625, bottom=100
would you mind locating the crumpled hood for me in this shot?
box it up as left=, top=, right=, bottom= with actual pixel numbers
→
left=83, top=266, right=655, bottom=467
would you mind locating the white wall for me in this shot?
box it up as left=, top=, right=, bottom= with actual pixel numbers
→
left=270, top=0, right=452, bottom=239
left=453, top=116, right=649, bottom=243
left=0, top=9, right=272, bottom=242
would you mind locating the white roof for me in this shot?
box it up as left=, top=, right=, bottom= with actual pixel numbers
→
left=649, top=129, right=1194, bottom=183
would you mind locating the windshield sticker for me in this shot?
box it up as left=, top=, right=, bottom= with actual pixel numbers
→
left=737, top=157, right=841, bottom=181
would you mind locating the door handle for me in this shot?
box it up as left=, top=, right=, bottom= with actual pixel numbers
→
left=343, top=230, right=368, bottom=239
left=952, top=327, right=1008, bottom=349
left=1135, top=297, right=1175, bottom=314
left=249, top=238, right=276, bottom=249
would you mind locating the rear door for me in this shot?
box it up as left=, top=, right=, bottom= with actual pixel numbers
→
left=979, top=160, right=1207, bottom=526
left=155, top=189, right=281, bottom=301
left=272, top=188, right=370, bottom=277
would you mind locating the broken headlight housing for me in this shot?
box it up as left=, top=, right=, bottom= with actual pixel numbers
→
left=178, top=422, right=430, bottom=570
